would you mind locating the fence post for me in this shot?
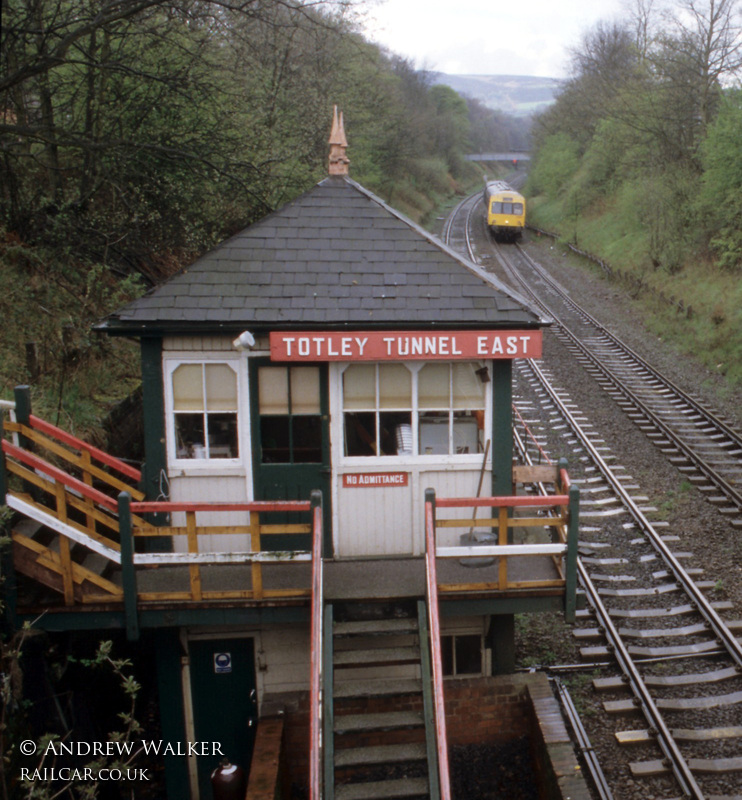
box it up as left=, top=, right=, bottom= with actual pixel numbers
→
left=13, top=385, right=38, bottom=499
left=564, top=483, right=580, bottom=623
left=13, top=385, right=31, bottom=427
left=0, top=409, right=17, bottom=625
left=0, top=413, right=7, bottom=503
left=118, top=492, right=140, bottom=641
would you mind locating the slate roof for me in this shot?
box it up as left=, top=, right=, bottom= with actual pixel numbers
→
left=97, top=176, right=546, bottom=336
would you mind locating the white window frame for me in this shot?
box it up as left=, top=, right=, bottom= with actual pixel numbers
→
left=335, top=361, right=491, bottom=467
left=164, top=356, right=244, bottom=469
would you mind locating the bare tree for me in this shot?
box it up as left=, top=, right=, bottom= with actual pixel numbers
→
left=662, top=0, right=742, bottom=128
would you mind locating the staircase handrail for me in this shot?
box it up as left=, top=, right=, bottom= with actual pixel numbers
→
left=26, top=414, right=142, bottom=483
left=3, top=439, right=121, bottom=512
left=308, top=490, right=324, bottom=800
left=424, top=488, right=452, bottom=800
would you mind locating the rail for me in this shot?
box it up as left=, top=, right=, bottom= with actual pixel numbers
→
left=512, top=404, right=549, bottom=466
left=424, top=489, right=452, bottom=800
left=308, top=491, right=324, bottom=800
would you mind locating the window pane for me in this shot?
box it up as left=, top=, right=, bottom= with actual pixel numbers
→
left=291, top=367, right=321, bottom=415
left=292, top=416, right=322, bottom=462
left=454, top=635, right=482, bottom=675
left=208, top=413, right=238, bottom=458
left=419, top=414, right=449, bottom=455
left=379, top=364, right=411, bottom=409
left=173, top=365, right=204, bottom=411
left=513, top=203, right=524, bottom=214
left=175, top=413, right=205, bottom=457
left=260, top=416, right=290, bottom=463
left=452, top=412, right=480, bottom=454
left=441, top=636, right=454, bottom=677
left=343, top=365, right=375, bottom=410
left=419, top=364, right=450, bottom=409
left=345, top=412, right=377, bottom=456
left=380, top=412, right=412, bottom=455
left=452, top=363, right=485, bottom=409
left=259, top=367, right=289, bottom=415
left=205, top=364, right=237, bottom=411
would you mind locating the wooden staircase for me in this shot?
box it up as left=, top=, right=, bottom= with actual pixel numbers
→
left=324, top=600, right=440, bottom=800
left=11, top=517, right=123, bottom=605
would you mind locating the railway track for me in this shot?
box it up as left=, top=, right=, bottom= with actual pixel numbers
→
left=443, top=192, right=742, bottom=800
left=505, top=242, right=742, bottom=530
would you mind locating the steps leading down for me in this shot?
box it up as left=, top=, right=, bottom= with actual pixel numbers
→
left=326, top=600, right=440, bottom=800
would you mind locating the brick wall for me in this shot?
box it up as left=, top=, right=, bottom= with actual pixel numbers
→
left=443, top=676, right=531, bottom=746
left=260, top=673, right=591, bottom=800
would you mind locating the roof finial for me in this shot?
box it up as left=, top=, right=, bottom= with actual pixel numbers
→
left=328, top=105, right=350, bottom=177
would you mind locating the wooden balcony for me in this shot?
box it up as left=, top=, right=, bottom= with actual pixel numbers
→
left=3, top=395, right=579, bottom=637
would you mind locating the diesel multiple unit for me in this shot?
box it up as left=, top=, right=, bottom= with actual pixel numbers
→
left=483, top=180, right=525, bottom=241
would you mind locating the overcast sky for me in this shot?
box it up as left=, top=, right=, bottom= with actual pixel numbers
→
left=360, top=0, right=626, bottom=78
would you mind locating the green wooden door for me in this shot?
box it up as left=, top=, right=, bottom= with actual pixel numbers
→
left=250, top=361, right=331, bottom=553
left=189, top=637, right=257, bottom=799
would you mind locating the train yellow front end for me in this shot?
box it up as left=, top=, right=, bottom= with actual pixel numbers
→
left=484, top=180, right=525, bottom=241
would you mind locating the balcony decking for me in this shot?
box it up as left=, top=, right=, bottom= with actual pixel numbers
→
left=4, top=406, right=578, bottom=634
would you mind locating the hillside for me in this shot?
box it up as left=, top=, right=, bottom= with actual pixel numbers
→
left=432, top=74, right=561, bottom=117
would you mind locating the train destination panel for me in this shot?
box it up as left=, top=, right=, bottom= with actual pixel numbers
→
left=270, top=330, right=542, bottom=361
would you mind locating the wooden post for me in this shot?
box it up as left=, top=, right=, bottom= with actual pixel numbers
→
left=498, top=506, right=508, bottom=590
left=310, top=489, right=323, bottom=541
left=55, top=481, right=74, bottom=605
left=564, top=483, right=580, bottom=623
left=13, top=386, right=36, bottom=499
left=13, top=384, right=33, bottom=452
left=185, top=510, right=202, bottom=601
left=118, top=492, right=140, bottom=640
left=323, top=603, right=335, bottom=800
left=13, top=385, right=31, bottom=427
left=250, top=510, right=263, bottom=600
left=0, top=412, right=17, bottom=625
left=491, top=362, right=513, bottom=497
left=0, top=413, right=7, bottom=503
left=80, top=449, right=96, bottom=536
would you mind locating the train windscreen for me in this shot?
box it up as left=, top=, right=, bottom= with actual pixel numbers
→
left=491, top=202, right=524, bottom=215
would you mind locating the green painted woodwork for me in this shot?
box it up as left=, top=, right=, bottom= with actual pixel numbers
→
left=154, top=629, right=190, bottom=800
left=15, top=605, right=311, bottom=633
left=13, top=385, right=31, bottom=426
left=0, top=413, right=7, bottom=502
left=140, top=338, right=168, bottom=528
left=565, top=482, right=580, bottom=623
left=249, top=360, right=332, bottom=553
left=189, top=636, right=257, bottom=799
left=488, top=614, right=516, bottom=675
left=118, top=492, right=139, bottom=641
left=417, top=599, right=441, bottom=800
left=13, top=386, right=36, bottom=498
left=490, top=361, right=513, bottom=497
left=323, top=603, right=335, bottom=800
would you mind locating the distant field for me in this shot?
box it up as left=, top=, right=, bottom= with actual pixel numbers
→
left=433, top=74, right=562, bottom=116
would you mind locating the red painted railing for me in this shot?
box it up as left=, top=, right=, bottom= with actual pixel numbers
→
left=424, top=491, right=452, bottom=800
left=308, top=492, right=324, bottom=800
left=27, top=413, right=141, bottom=483
left=2, top=439, right=120, bottom=512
